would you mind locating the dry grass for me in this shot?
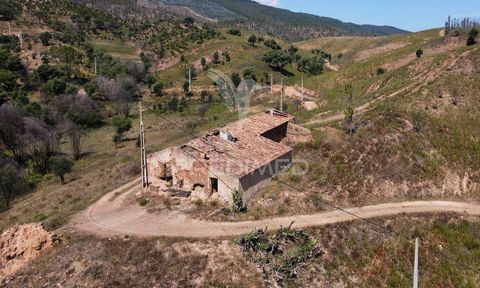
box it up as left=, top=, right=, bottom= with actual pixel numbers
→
left=5, top=233, right=262, bottom=287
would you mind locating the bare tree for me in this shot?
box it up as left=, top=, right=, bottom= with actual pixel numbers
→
left=96, top=75, right=138, bottom=117
left=64, top=121, right=82, bottom=160
left=129, top=62, right=145, bottom=82
left=0, top=104, right=25, bottom=160
left=20, top=117, right=59, bottom=174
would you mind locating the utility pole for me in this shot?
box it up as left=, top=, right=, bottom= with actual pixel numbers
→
left=280, top=78, right=284, bottom=112
left=139, top=101, right=149, bottom=188
left=8, top=22, right=11, bottom=35
left=94, top=57, right=97, bottom=75
left=413, top=237, right=419, bottom=288
left=301, top=75, right=304, bottom=103
left=188, top=67, right=192, bottom=93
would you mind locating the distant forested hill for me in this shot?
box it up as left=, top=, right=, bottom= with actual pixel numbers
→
left=73, top=0, right=409, bottom=40
left=154, top=0, right=409, bottom=40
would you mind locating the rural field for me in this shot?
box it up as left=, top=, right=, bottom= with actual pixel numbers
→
left=0, top=0, right=479, bottom=287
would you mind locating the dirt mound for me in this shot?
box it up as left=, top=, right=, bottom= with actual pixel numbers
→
left=283, top=123, right=313, bottom=145
left=0, top=223, right=59, bottom=279
left=324, top=60, right=339, bottom=71
left=271, top=84, right=317, bottom=100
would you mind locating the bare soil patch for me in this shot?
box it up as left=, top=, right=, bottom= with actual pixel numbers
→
left=0, top=223, right=59, bottom=280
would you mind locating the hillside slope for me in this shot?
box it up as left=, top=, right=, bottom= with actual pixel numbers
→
left=74, top=0, right=409, bottom=40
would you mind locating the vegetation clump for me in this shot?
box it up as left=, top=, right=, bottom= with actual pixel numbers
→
left=238, top=223, right=323, bottom=286
left=466, top=28, right=478, bottom=46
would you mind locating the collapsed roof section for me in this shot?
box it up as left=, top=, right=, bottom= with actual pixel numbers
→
left=180, top=110, right=294, bottom=178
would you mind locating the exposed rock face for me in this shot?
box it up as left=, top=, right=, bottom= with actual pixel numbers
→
left=0, top=223, right=59, bottom=279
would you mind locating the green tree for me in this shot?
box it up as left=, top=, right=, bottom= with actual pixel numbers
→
left=262, top=50, right=293, bottom=72
left=213, top=51, right=220, bottom=64
left=243, top=67, right=257, bottom=81
left=112, top=116, right=132, bottom=143
left=248, top=35, right=258, bottom=46
left=0, top=69, right=17, bottom=93
left=43, top=77, right=66, bottom=96
left=144, top=75, right=156, bottom=89
left=467, top=28, right=478, bottom=46
left=231, top=72, right=241, bottom=87
left=34, top=64, right=61, bottom=82
left=153, top=81, right=165, bottom=96
left=183, top=80, right=190, bottom=94
left=50, top=45, right=82, bottom=76
left=0, top=0, right=21, bottom=21
left=39, top=32, right=52, bottom=46
left=201, top=57, right=207, bottom=70
left=225, top=52, right=231, bottom=62
left=49, top=156, right=73, bottom=185
left=0, top=164, right=26, bottom=208
left=168, top=97, right=178, bottom=111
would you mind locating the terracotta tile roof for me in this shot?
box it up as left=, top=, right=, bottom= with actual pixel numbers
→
left=180, top=110, right=293, bottom=178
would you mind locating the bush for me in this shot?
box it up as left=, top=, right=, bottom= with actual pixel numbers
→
left=416, top=49, right=424, bottom=58
left=377, top=67, right=386, bottom=75
left=153, top=81, right=165, bottom=96
left=467, top=28, right=478, bottom=46
left=137, top=197, right=149, bottom=206
left=264, top=39, right=281, bottom=50
left=43, top=77, right=67, bottom=96
left=39, top=32, right=52, bottom=46
left=231, top=72, right=241, bottom=87
left=232, top=189, right=246, bottom=212
left=243, top=67, right=257, bottom=81
left=227, top=29, right=242, bottom=36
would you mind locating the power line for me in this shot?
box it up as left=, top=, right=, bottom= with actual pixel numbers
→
left=153, top=110, right=480, bottom=275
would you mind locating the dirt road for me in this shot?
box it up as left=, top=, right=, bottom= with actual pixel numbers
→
left=69, top=179, right=480, bottom=238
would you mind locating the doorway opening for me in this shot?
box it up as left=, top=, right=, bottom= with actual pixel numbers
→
left=210, top=177, right=218, bottom=193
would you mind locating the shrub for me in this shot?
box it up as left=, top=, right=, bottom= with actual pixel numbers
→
left=377, top=67, right=386, bottom=75
left=227, top=29, right=242, bottom=36
left=231, top=72, right=241, bottom=87
left=153, top=81, right=165, bottom=96
left=416, top=49, right=424, bottom=58
left=137, top=197, right=149, bottom=206
left=467, top=28, right=478, bottom=46
left=232, top=189, right=246, bottom=212
left=243, top=67, right=257, bottom=81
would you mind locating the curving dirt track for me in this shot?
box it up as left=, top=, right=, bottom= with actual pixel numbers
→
left=69, top=178, right=480, bottom=238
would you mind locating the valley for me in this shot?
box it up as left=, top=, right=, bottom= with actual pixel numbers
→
left=0, top=0, right=479, bottom=287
